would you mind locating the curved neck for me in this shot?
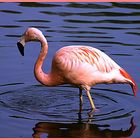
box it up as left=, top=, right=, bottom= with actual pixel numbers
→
left=33, top=34, right=59, bottom=86
left=34, top=36, right=64, bottom=86
left=34, top=40, right=48, bottom=85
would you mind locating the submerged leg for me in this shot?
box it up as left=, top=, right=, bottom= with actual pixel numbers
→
left=79, top=88, right=83, bottom=106
left=79, top=88, right=83, bottom=113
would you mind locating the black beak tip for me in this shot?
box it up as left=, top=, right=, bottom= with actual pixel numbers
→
left=17, top=42, right=24, bottom=56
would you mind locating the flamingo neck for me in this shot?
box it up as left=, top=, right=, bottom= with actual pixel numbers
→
left=34, top=40, right=52, bottom=86
left=34, top=38, right=65, bottom=87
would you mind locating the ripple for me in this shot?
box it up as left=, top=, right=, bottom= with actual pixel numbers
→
left=63, top=11, right=139, bottom=17
left=112, top=2, right=140, bottom=9
left=64, top=19, right=93, bottom=24
left=80, top=11, right=140, bottom=17
left=40, top=10, right=140, bottom=18
left=0, top=85, right=136, bottom=123
left=111, top=53, right=133, bottom=56
left=0, top=10, right=21, bottom=14
left=17, top=19, right=50, bottom=23
left=66, top=35, right=114, bottom=39
left=65, top=19, right=140, bottom=24
left=0, top=82, right=24, bottom=87
left=126, top=32, right=140, bottom=36
left=66, top=3, right=111, bottom=9
left=0, top=25, right=21, bottom=28
left=93, top=26, right=140, bottom=30
left=60, top=40, right=139, bottom=46
left=41, top=11, right=140, bottom=18
left=18, top=2, right=61, bottom=8
left=41, top=11, right=75, bottom=17
left=47, top=29, right=106, bottom=35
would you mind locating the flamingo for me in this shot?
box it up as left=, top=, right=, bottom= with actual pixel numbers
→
left=17, top=27, right=137, bottom=113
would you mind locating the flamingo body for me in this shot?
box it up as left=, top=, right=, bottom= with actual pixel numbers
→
left=17, top=28, right=137, bottom=112
left=52, top=46, right=120, bottom=86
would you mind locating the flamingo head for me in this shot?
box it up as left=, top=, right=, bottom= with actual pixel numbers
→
left=17, top=28, right=46, bottom=56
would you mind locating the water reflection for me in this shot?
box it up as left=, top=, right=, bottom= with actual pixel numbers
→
left=33, top=117, right=136, bottom=138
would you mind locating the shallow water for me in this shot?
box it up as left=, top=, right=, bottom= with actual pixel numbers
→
left=0, top=2, right=140, bottom=138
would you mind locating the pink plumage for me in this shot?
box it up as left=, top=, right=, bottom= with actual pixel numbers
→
left=17, top=28, right=137, bottom=113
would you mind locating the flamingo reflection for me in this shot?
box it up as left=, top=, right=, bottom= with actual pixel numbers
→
left=32, top=117, right=135, bottom=138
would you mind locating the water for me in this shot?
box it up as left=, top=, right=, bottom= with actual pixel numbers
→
left=0, top=2, right=140, bottom=138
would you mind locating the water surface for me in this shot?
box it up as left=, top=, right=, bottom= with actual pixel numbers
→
left=0, top=2, right=140, bottom=138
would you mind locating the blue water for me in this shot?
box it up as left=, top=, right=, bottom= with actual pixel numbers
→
left=0, top=2, right=140, bottom=138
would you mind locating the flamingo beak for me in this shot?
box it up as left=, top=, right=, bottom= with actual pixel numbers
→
left=130, top=83, right=137, bottom=97
left=17, top=37, right=25, bottom=56
left=119, top=68, right=137, bottom=96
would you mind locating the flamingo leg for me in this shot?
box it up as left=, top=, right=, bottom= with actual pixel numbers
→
left=86, top=90, right=95, bottom=110
left=79, top=88, right=83, bottom=113
left=79, top=88, right=83, bottom=106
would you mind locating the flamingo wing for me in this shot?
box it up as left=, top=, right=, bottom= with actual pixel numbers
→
left=77, top=46, right=120, bottom=73
left=53, top=46, right=120, bottom=73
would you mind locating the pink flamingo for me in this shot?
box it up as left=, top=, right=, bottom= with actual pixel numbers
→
left=17, top=28, right=137, bottom=112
